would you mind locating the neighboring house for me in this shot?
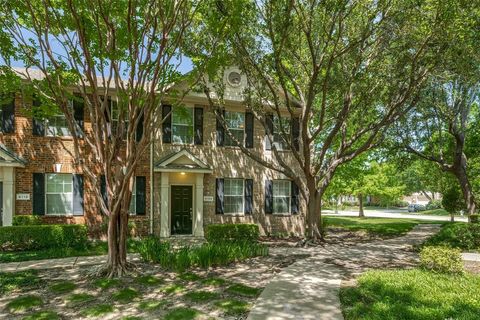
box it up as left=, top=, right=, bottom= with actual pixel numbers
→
left=403, top=192, right=442, bottom=205
left=0, top=67, right=305, bottom=236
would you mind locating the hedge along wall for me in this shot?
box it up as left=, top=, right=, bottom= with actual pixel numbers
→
left=0, top=225, right=88, bottom=251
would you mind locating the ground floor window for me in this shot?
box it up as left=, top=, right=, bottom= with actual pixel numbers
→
left=273, top=180, right=291, bottom=214
left=224, top=178, right=244, bottom=214
left=46, top=173, right=73, bottom=215
left=129, top=180, right=136, bottom=215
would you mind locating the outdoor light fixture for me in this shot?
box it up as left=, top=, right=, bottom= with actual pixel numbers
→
left=54, top=163, right=62, bottom=173
left=180, top=172, right=186, bottom=175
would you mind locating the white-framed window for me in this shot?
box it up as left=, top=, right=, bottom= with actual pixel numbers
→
left=273, top=116, right=290, bottom=150
left=273, top=180, right=291, bottom=214
left=224, top=178, right=244, bottom=214
left=45, top=100, right=73, bottom=137
left=225, top=111, right=245, bottom=146
left=129, top=180, right=136, bottom=215
left=110, top=99, right=129, bottom=138
left=46, top=173, right=73, bottom=215
left=172, top=107, right=194, bottom=144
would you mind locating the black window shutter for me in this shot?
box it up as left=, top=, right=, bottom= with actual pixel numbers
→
left=32, top=98, right=45, bottom=136
left=216, top=110, right=225, bottom=147
left=244, top=179, right=253, bottom=214
left=1, top=95, right=15, bottom=133
left=194, top=106, right=204, bottom=145
left=265, top=179, right=273, bottom=214
left=73, top=95, right=84, bottom=138
left=245, top=112, right=254, bottom=148
left=291, top=181, right=299, bottom=214
left=162, top=105, right=172, bottom=143
left=215, top=178, right=224, bottom=214
left=265, top=114, right=274, bottom=151
left=100, top=175, right=108, bottom=207
left=33, top=173, right=45, bottom=215
left=291, top=117, right=300, bottom=151
left=73, top=174, right=84, bottom=216
left=136, top=112, right=145, bottom=142
left=136, top=176, right=146, bottom=215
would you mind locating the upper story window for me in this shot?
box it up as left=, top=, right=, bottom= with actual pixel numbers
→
left=46, top=101, right=72, bottom=137
left=273, top=116, right=290, bottom=150
left=273, top=180, right=291, bottom=214
left=129, top=180, right=137, bottom=215
left=46, top=173, right=73, bottom=215
left=224, top=111, right=245, bottom=146
left=172, top=107, right=194, bottom=144
left=224, top=178, right=244, bottom=214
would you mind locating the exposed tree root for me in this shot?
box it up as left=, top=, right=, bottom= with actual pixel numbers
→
left=88, top=261, right=137, bottom=279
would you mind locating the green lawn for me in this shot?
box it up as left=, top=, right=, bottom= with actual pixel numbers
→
left=324, top=217, right=445, bottom=237
left=340, top=269, right=480, bottom=320
left=417, top=209, right=450, bottom=215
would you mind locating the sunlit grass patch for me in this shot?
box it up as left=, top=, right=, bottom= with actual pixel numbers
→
left=137, top=299, right=166, bottom=312
left=184, top=290, right=220, bottom=302
left=135, top=274, right=163, bottom=286
left=6, top=295, right=43, bottom=313
left=160, top=283, right=186, bottom=295
left=66, top=293, right=95, bottom=305
left=164, top=307, right=200, bottom=320
left=93, top=278, right=120, bottom=290
left=49, top=281, right=77, bottom=294
left=22, top=310, right=60, bottom=320
left=340, top=269, right=480, bottom=319
left=0, top=270, right=43, bottom=295
left=226, top=283, right=262, bottom=297
left=214, top=298, right=251, bottom=315
left=178, top=272, right=202, bottom=282
left=80, top=304, right=114, bottom=317
left=201, top=277, right=227, bottom=287
left=111, top=287, right=139, bottom=302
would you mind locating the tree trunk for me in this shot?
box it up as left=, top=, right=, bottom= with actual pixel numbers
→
left=452, top=156, right=477, bottom=221
left=305, top=192, right=323, bottom=241
left=358, top=194, right=364, bottom=217
left=105, top=208, right=130, bottom=277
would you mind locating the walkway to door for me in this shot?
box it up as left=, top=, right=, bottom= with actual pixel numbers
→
left=247, top=224, right=442, bottom=320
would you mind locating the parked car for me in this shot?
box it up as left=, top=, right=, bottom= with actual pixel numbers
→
left=408, top=204, right=426, bottom=212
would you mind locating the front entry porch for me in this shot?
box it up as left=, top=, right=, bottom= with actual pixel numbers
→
left=155, top=149, right=212, bottom=238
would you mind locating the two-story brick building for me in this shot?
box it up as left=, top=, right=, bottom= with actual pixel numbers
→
left=0, top=67, right=305, bottom=237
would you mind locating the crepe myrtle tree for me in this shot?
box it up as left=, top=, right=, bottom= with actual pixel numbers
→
left=197, top=0, right=457, bottom=240
left=0, top=0, right=198, bottom=277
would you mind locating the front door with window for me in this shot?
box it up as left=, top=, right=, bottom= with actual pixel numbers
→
left=171, top=185, right=193, bottom=235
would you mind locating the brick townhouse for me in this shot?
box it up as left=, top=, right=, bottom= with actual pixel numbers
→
left=0, top=67, right=305, bottom=237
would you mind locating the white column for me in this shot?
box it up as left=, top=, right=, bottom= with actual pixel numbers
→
left=1, top=167, right=14, bottom=226
left=194, top=173, right=204, bottom=237
left=160, top=172, right=170, bottom=238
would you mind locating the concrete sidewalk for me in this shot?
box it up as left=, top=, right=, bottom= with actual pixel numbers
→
left=324, top=209, right=468, bottom=222
left=248, top=224, right=442, bottom=320
left=0, top=254, right=140, bottom=273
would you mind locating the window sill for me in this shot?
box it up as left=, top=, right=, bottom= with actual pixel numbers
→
left=44, top=214, right=76, bottom=217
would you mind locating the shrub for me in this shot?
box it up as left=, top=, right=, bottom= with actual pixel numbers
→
left=426, top=200, right=443, bottom=210
left=424, top=223, right=480, bottom=250
left=420, top=246, right=464, bottom=274
left=137, top=237, right=268, bottom=271
left=205, top=224, right=260, bottom=243
left=0, top=225, right=88, bottom=252
left=470, top=214, right=479, bottom=223
left=12, top=215, right=42, bottom=226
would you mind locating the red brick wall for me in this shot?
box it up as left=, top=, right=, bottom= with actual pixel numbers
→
left=0, top=93, right=151, bottom=237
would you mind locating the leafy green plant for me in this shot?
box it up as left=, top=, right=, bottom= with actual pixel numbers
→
left=66, top=293, right=95, bottom=305
left=160, top=283, right=185, bottom=295
left=12, top=215, right=42, bottom=226
left=470, top=214, right=479, bottom=223
left=135, top=275, right=163, bottom=286
left=93, top=278, right=120, bottom=290
left=178, top=272, right=201, bottom=282
left=205, top=224, right=260, bottom=243
left=80, top=304, right=114, bottom=317
left=420, top=246, right=464, bottom=274
left=0, top=225, right=88, bottom=252
left=22, top=310, right=60, bottom=320
left=164, top=307, right=200, bottom=320
left=201, top=277, right=227, bottom=287
left=137, top=299, right=166, bottom=312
